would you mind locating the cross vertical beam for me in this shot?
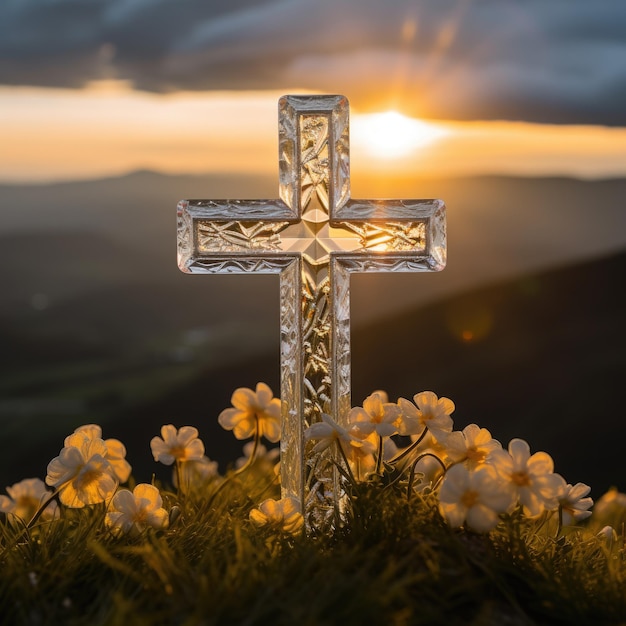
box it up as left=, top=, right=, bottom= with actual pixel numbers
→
left=177, top=95, right=446, bottom=524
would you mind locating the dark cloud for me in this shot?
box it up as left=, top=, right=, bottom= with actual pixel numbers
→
left=0, top=0, right=625, bottom=124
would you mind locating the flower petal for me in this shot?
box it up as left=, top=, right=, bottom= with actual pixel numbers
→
left=466, top=504, right=500, bottom=533
left=231, top=387, right=256, bottom=411
left=177, top=426, right=200, bottom=447
left=398, top=398, right=419, bottom=419
left=113, top=488, right=138, bottom=513
left=185, top=438, right=206, bottom=460
left=232, top=417, right=257, bottom=440
left=568, top=482, right=592, bottom=501
left=261, top=418, right=281, bottom=443
left=133, top=484, right=161, bottom=509
left=439, top=501, right=466, bottom=528
left=146, top=507, right=169, bottom=530
left=249, top=508, right=268, bottom=526
left=413, top=391, right=437, bottom=411
left=527, top=451, right=554, bottom=475
left=218, top=408, right=243, bottom=430
left=255, top=382, right=274, bottom=408
left=160, top=425, right=178, bottom=446
left=508, top=439, right=531, bottom=467
left=74, top=424, right=102, bottom=439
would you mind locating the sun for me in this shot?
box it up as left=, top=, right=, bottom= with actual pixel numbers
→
left=353, top=110, right=448, bottom=159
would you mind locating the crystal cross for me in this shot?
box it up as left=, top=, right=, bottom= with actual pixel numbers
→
left=177, top=95, right=446, bottom=520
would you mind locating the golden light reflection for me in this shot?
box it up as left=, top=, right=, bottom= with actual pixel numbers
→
left=352, top=111, right=449, bottom=159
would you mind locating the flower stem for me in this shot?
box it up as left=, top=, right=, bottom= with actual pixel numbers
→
left=389, top=426, right=429, bottom=465
left=233, top=419, right=260, bottom=477
left=0, top=483, right=66, bottom=559
left=336, top=440, right=358, bottom=490
left=204, top=418, right=261, bottom=510
left=406, top=452, right=446, bottom=500
left=175, top=460, right=183, bottom=497
left=374, top=435, right=384, bottom=476
left=27, top=483, right=66, bottom=529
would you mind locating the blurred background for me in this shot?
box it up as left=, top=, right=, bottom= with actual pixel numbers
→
left=0, top=0, right=625, bottom=494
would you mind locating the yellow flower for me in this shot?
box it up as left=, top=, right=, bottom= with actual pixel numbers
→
left=105, top=484, right=168, bottom=537
left=439, top=464, right=515, bottom=533
left=46, top=433, right=118, bottom=508
left=0, top=478, right=59, bottom=526
left=71, top=424, right=132, bottom=483
left=249, top=497, right=303, bottom=535
left=150, top=425, right=205, bottom=465
left=218, top=382, right=281, bottom=443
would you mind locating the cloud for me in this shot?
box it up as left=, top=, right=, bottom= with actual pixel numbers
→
left=0, top=0, right=625, bottom=125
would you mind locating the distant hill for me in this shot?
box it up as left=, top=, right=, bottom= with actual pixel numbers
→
left=1, top=171, right=625, bottom=324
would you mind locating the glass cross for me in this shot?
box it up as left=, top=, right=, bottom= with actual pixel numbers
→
left=177, top=95, right=446, bottom=523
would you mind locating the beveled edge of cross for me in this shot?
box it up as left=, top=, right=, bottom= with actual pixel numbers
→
left=176, top=94, right=447, bottom=274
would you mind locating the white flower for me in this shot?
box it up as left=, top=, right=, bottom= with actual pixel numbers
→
left=105, top=484, right=168, bottom=537
left=71, top=425, right=131, bottom=483
left=439, top=464, right=515, bottom=533
left=249, top=497, right=303, bottom=535
left=398, top=391, right=454, bottom=440
left=347, top=392, right=403, bottom=438
left=441, top=424, right=502, bottom=470
left=150, top=425, right=205, bottom=466
left=305, top=413, right=379, bottom=480
left=0, top=478, right=59, bottom=526
left=489, top=439, right=563, bottom=517
left=558, top=482, right=593, bottom=526
left=46, top=433, right=117, bottom=508
left=218, top=382, right=281, bottom=443
left=305, top=413, right=365, bottom=455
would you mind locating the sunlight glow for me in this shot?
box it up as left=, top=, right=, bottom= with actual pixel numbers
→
left=0, top=85, right=625, bottom=183
left=352, top=111, right=449, bottom=159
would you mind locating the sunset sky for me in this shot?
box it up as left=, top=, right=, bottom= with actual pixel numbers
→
left=1, top=0, right=625, bottom=184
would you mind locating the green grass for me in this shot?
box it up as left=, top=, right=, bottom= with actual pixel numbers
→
left=1, top=464, right=625, bottom=626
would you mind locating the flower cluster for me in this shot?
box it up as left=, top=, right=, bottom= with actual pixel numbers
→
left=0, top=382, right=291, bottom=538
left=306, top=390, right=594, bottom=533
left=0, top=381, right=610, bottom=540
left=45, top=425, right=130, bottom=508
